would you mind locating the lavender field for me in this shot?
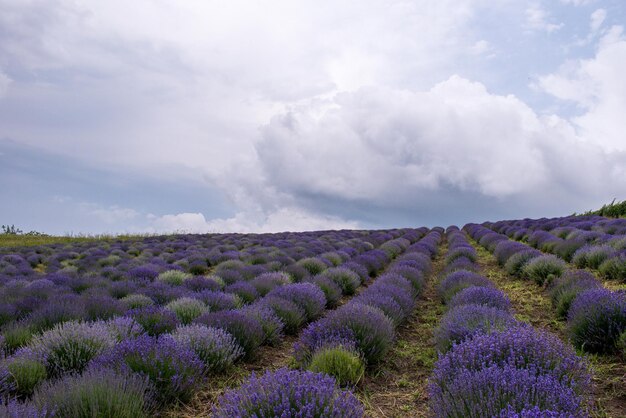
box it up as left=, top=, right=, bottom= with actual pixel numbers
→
left=0, top=215, right=623, bottom=417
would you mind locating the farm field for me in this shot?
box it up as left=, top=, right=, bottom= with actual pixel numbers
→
left=0, top=215, right=625, bottom=417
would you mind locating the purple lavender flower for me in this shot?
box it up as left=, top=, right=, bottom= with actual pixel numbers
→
left=319, top=267, right=361, bottom=296
left=90, top=334, right=205, bottom=404
left=478, top=232, right=509, bottom=252
left=140, top=281, right=186, bottom=305
left=249, top=272, right=291, bottom=296
left=307, top=275, right=343, bottom=308
left=259, top=295, right=306, bottom=335
left=241, top=304, right=284, bottom=346
left=126, top=306, right=180, bottom=336
left=293, top=321, right=358, bottom=367
left=434, top=304, right=519, bottom=352
left=104, top=316, right=145, bottom=341
left=182, top=276, right=223, bottom=292
left=549, top=270, right=601, bottom=319
left=31, top=367, right=155, bottom=417
left=429, top=364, right=587, bottom=418
left=448, top=286, right=512, bottom=312
left=193, top=290, right=241, bottom=311
left=267, top=283, right=326, bottom=322
left=171, top=324, right=243, bottom=372
left=83, top=295, right=124, bottom=321
left=493, top=241, right=531, bottom=266
left=26, top=294, right=86, bottom=332
left=340, top=261, right=370, bottom=283
left=0, top=399, right=52, bottom=418
left=30, top=320, right=116, bottom=376
left=567, top=288, right=626, bottom=353
left=431, top=326, right=591, bottom=395
left=498, top=406, right=578, bottom=418
left=522, top=255, right=566, bottom=285
left=387, top=265, right=426, bottom=293
left=504, top=249, right=542, bottom=277
left=324, top=303, right=395, bottom=365
left=438, top=270, right=494, bottom=303
left=598, top=254, right=626, bottom=281
left=225, top=281, right=259, bottom=304
left=445, top=246, right=477, bottom=264
left=354, top=292, right=406, bottom=326
left=572, top=245, right=617, bottom=269
left=194, top=310, right=264, bottom=360
left=127, top=265, right=160, bottom=282
left=213, top=368, right=364, bottom=418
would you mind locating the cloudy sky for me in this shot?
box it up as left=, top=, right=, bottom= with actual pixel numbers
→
left=1, top=0, right=625, bottom=234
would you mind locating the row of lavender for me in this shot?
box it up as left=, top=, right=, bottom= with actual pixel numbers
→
left=0, top=229, right=426, bottom=416
left=486, top=215, right=626, bottom=281
left=429, top=226, right=592, bottom=417
left=0, top=229, right=422, bottom=352
left=210, top=229, right=443, bottom=416
left=465, top=223, right=626, bottom=356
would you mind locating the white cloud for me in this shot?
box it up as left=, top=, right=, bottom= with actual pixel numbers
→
left=0, top=70, right=10, bottom=97
left=256, top=75, right=626, bottom=213
left=539, top=28, right=626, bottom=152
left=147, top=209, right=359, bottom=233
left=1, top=0, right=625, bottom=231
left=87, top=205, right=139, bottom=224
left=590, top=8, right=606, bottom=34
left=560, top=0, right=594, bottom=5
left=525, top=4, right=564, bottom=33
left=469, top=40, right=491, bottom=55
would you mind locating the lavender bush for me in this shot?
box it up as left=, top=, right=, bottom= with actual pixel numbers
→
left=213, top=368, right=364, bottom=418
left=430, top=326, right=591, bottom=394
left=434, top=305, right=519, bottom=352
left=308, top=276, right=343, bottom=308
left=194, top=310, right=264, bottom=360
left=567, top=288, right=626, bottom=353
left=429, top=365, right=587, bottom=418
left=171, top=324, right=243, bottom=372
left=126, top=306, right=180, bottom=336
left=30, top=320, right=116, bottom=376
left=307, top=344, right=365, bottom=387
left=323, top=303, right=395, bottom=365
left=438, top=270, right=494, bottom=303
left=91, top=334, right=205, bottom=404
left=32, top=367, right=155, bottom=418
left=242, top=304, right=284, bottom=346
left=549, top=270, right=601, bottom=318
left=598, top=255, right=626, bottom=281
left=448, top=286, right=511, bottom=312
left=165, top=297, right=208, bottom=325
left=267, top=283, right=326, bottom=322
left=259, top=296, right=305, bottom=335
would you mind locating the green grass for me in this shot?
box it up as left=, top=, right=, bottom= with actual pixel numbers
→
left=581, top=198, right=626, bottom=218
left=0, top=233, right=160, bottom=248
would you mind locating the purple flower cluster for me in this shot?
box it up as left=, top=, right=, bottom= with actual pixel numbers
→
left=213, top=368, right=364, bottom=417
left=466, top=220, right=626, bottom=357
left=479, top=215, right=626, bottom=280
left=429, top=227, right=591, bottom=417
left=567, top=288, right=626, bottom=353
left=293, top=230, right=440, bottom=371
left=91, top=334, right=205, bottom=404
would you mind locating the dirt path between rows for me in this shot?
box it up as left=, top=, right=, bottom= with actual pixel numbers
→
left=358, top=240, right=447, bottom=417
